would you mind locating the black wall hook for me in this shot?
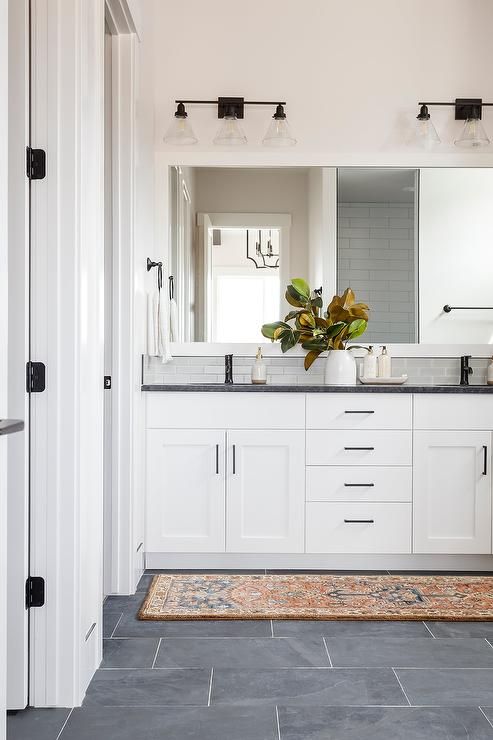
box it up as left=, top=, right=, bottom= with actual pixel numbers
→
left=147, top=258, right=163, bottom=290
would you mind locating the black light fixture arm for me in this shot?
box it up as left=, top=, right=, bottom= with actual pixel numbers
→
left=175, top=99, right=286, bottom=106
left=174, top=97, right=288, bottom=121
left=418, top=98, right=493, bottom=120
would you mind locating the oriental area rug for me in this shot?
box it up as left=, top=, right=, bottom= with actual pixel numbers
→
left=139, top=573, right=493, bottom=621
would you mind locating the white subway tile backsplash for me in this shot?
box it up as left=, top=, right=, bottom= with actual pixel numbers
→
left=144, top=355, right=489, bottom=388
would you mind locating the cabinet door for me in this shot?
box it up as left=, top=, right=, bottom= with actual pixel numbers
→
left=226, top=430, right=305, bottom=553
left=146, top=430, right=225, bottom=552
left=413, top=431, right=492, bottom=554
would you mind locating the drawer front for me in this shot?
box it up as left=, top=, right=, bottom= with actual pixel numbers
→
left=306, top=393, right=412, bottom=430
left=414, top=395, right=493, bottom=431
left=146, top=392, right=305, bottom=430
left=306, top=502, right=412, bottom=553
left=306, top=430, right=412, bottom=466
left=306, top=466, right=412, bottom=503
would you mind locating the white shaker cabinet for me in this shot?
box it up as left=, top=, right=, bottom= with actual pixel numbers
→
left=413, top=430, right=492, bottom=554
left=146, top=429, right=226, bottom=552
left=226, top=430, right=305, bottom=553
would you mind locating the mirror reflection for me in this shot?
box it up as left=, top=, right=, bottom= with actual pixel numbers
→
left=168, top=165, right=493, bottom=345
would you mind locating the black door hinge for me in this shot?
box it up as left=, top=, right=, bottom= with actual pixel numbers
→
left=26, top=146, right=46, bottom=180
left=26, top=361, right=46, bottom=393
left=104, top=375, right=112, bottom=390
left=26, top=576, right=45, bottom=608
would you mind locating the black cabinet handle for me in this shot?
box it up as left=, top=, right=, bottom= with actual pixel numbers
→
left=215, top=444, right=219, bottom=475
left=483, top=445, right=488, bottom=476
left=344, top=446, right=375, bottom=451
left=344, top=410, right=375, bottom=414
left=344, top=483, right=375, bottom=487
left=232, top=445, right=236, bottom=474
left=344, top=519, right=375, bottom=524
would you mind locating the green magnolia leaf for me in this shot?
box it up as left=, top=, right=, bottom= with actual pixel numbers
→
left=291, top=278, right=310, bottom=299
left=284, top=310, right=301, bottom=322
left=347, top=318, right=367, bottom=340
left=311, top=295, right=323, bottom=309
left=285, top=285, right=305, bottom=307
left=261, top=321, right=290, bottom=339
left=281, top=331, right=297, bottom=353
left=301, top=338, right=328, bottom=351
left=325, top=321, right=346, bottom=338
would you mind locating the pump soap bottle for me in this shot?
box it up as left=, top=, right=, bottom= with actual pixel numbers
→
left=378, top=346, right=392, bottom=378
left=251, top=347, right=267, bottom=384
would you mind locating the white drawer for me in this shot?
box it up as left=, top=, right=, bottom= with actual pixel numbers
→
left=306, top=430, right=412, bottom=466
left=306, top=466, right=412, bottom=503
left=414, top=395, right=493, bottom=431
left=146, top=392, right=305, bottom=429
left=306, top=502, right=412, bottom=553
left=306, top=393, right=412, bottom=430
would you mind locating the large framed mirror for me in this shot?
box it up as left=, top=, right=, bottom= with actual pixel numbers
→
left=165, top=164, right=493, bottom=346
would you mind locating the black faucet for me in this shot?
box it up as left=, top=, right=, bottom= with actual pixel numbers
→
left=460, top=355, right=473, bottom=386
left=224, top=354, right=233, bottom=384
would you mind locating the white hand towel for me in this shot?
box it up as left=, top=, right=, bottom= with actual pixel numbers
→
left=147, top=289, right=173, bottom=363
left=169, top=297, right=178, bottom=342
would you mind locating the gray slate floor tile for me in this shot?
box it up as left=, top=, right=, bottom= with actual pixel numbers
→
left=102, top=611, right=122, bottom=638
left=136, top=574, right=154, bottom=592
left=7, top=708, right=71, bottom=740
left=114, top=613, right=272, bottom=638
left=60, top=706, right=278, bottom=740
left=277, top=706, right=493, bottom=740
left=210, top=667, right=406, bottom=706
left=83, top=668, right=210, bottom=707
left=155, top=636, right=329, bottom=669
left=396, top=668, right=493, bottom=706
left=101, top=638, right=159, bottom=669
left=273, top=619, right=431, bottom=638
left=480, top=708, right=493, bottom=725
left=426, top=621, right=493, bottom=638
left=326, top=637, right=493, bottom=668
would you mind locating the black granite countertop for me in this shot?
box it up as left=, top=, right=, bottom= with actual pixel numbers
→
left=141, top=384, right=493, bottom=394
left=0, top=419, right=25, bottom=435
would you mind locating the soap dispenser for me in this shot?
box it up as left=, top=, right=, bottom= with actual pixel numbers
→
left=362, top=346, right=377, bottom=378
left=251, top=347, right=267, bottom=385
left=378, top=346, right=392, bottom=378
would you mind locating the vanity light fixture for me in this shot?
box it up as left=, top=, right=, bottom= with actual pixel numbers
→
left=246, top=229, right=279, bottom=269
left=163, top=102, right=198, bottom=145
left=163, top=97, right=296, bottom=147
left=416, top=98, right=491, bottom=148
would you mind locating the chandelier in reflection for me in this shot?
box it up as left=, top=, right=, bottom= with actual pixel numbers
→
left=246, top=229, right=279, bottom=269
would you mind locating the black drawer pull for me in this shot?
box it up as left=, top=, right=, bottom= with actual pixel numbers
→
left=344, top=446, right=375, bottom=451
left=483, top=445, right=488, bottom=476
left=344, top=410, right=375, bottom=414
left=344, top=519, right=375, bottom=524
left=216, top=444, right=220, bottom=475
left=344, top=483, right=375, bottom=487
left=232, top=444, right=236, bottom=474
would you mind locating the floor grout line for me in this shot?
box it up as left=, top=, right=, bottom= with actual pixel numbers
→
left=485, top=638, right=493, bottom=651
left=55, top=708, right=74, bottom=740
left=207, top=667, right=214, bottom=706
left=422, top=622, right=437, bottom=639
left=322, top=636, right=333, bottom=667
left=109, top=613, right=124, bottom=639
left=151, top=638, right=162, bottom=669
left=392, top=667, right=412, bottom=707
left=479, top=706, right=493, bottom=728
left=275, top=706, right=281, bottom=740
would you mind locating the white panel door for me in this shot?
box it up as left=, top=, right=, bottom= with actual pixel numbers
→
left=146, top=430, right=225, bottom=552
left=227, top=430, right=305, bottom=553
left=414, top=431, right=492, bottom=554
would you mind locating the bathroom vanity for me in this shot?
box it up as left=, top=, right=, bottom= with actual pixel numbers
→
left=143, top=386, right=493, bottom=569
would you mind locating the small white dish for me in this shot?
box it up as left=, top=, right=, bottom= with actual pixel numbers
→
left=359, top=374, right=408, bottom=385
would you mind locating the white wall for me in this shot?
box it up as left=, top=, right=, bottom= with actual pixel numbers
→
left=194, top=168, right=309, bottom=277
left=0, top=0, right=8, bottom=733
left=153, top=0, right=493, bottom=156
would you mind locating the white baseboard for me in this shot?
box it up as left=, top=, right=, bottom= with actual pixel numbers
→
left=145, top=552, right=493, bottom=571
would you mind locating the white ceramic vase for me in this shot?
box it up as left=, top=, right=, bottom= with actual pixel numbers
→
left=324, top=349, right=357, bottom=385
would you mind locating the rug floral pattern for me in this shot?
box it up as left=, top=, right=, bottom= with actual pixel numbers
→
left=138, top=574, right=493, bottom=621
